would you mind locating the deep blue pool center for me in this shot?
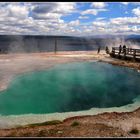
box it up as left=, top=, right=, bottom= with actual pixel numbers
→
left=0, top=62, right=140, bottom=115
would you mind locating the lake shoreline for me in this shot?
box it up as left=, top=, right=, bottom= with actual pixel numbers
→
left=0, top=50, right=140, bottom=137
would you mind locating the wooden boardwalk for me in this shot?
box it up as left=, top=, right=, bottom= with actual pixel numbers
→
left=109, top=47, right=140, bottom=62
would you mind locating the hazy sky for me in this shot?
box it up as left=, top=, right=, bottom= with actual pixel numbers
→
left=0, top=2, right=140, bottom=36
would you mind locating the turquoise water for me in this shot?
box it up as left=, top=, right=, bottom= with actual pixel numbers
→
left=0, top=62, right=140, bottom=115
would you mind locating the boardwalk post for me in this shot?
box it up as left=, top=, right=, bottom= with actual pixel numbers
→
left=123, top=45, right=126, bottom=59
left=118, top=45, right=122, bottom=58
left=118, top=45, right=122, bottom=55
left=124, top=49, right=126, bottom=56
left=111, top=47, right=116, bottom=57
left=133, top=49, right=136, bottom=61
left=112, top=47, right=115, bottom=54
left=105, top=46, right=109, bottom=54
left=127, top=48, right=129, bottom=54
left=54, top=37, right=57, bottom=54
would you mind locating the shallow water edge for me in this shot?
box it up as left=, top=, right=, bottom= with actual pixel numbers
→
left=0, top=60, right=140, bottom=129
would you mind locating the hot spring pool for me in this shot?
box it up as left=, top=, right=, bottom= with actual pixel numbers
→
left=0, top=61, right=140, bottom=116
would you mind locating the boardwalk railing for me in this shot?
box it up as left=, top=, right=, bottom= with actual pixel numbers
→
left=110, top=47, right=140, bottom=61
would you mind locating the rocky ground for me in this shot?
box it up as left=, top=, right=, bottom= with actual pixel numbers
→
left=0, top=50, right=140, bottom=137
left=0, top=108, right=139, bottom=137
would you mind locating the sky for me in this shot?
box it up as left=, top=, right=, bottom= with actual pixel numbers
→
left=1, top=2, right=140, bottom=36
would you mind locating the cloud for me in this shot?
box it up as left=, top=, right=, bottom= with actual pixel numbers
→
left=110, top=17, right=140, bottom=25
left=0, top=2, right=140, bottom=36
left=0, top=3, right=29, bottom=19
left=120, top=2, right=140, bottom=5
left=0, top=8, right=8, bottom=17
left=132, top=7, right=140, bottom=16
left=78, top=16, right=89, bottom=19
left=81, top=9, right=98, bottom=15
left=56, top=2, right=76, bottom=13
left=31, top=2, right=76, bottom=20
left=68, top=20, right=80, bottom=26
left=31, top=3, right=57, bottom=14
left=32, top=12, right=62, bottom=20
left=85, top=16, right=140, bottom=35
left=132, top=2, right=140, bottom=5
left=91, top=2, right=107, bottom=8
left=120, top=2, right=129, bottom=5
left=125, top=11, right=128, bottom=14
left=0, top=2, right=78, bottom=35
left=8, top=4, right=29, bottom=19
left=93, top=21, right=107, bottom=27
left=81, top=9, right=107, bottom=16
left=96, top=17, right=106, bottom=20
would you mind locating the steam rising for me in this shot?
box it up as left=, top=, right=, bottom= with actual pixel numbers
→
left=102, top=37, right=140, bottom=49
left=0, top=62, right=140, bottom=115
left=0, top=35, right=140, bottom=129
left=0, top=35, right=140, bottom=54
left=0, top=62, right=140, bottom=128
